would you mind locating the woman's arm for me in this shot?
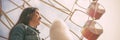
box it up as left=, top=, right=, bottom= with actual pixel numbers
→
left=9, top=24, right=25, bottom=40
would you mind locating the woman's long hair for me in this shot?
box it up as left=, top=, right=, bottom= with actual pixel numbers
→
left=16, top=7, right=38, bottom=25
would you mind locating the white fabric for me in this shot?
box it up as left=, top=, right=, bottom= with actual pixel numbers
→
left=50, top=19, right=73, bottom=40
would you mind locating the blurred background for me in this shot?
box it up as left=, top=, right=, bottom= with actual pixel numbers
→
left=0, top=0, right=120, bottom=40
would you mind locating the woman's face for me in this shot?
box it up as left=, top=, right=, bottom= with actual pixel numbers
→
left=31, top=9, right=41, bottom=26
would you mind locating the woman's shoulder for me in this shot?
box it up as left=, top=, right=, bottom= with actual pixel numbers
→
left=12, top=23, right=26, bottom=30
left=10, top=23, right=27, bottom=33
